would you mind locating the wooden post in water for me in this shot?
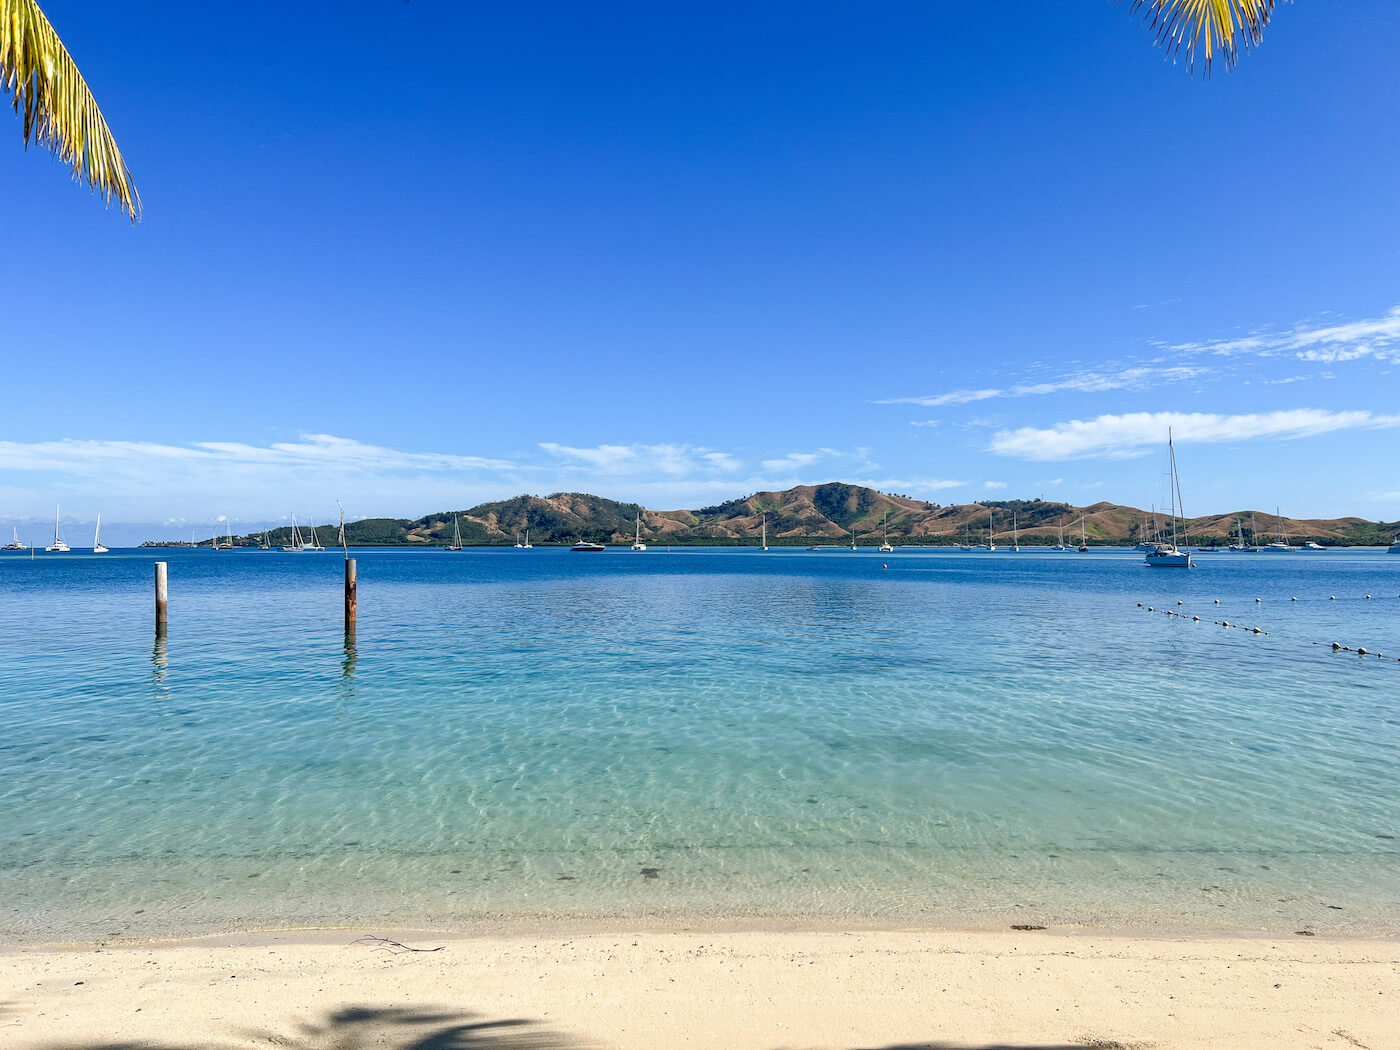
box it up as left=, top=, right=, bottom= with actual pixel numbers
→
left=344, top=557, right=357, bottom=633
left=154, top=561, right=168, bottom=634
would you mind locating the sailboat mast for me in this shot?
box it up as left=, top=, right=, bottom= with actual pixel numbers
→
left=1167, top=429, right=1181, bottom=549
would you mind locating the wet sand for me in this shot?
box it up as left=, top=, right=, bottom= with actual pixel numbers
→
left=2, top=924, right=1396, bottom=1049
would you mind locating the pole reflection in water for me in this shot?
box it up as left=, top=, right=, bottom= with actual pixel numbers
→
left=338, top=630, right=359, bottom=711
left=151, top=633, right=170, bottom=702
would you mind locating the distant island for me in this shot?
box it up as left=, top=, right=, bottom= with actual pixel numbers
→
left=138, top=483, right=1400, bottom=549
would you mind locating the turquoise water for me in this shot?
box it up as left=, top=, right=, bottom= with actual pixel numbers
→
left=2, top=546, right=1398, bottom=941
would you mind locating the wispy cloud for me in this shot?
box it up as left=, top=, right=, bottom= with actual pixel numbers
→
left=989, top=409, right=1400, bottom=461
left=1170, top=306, right=1400, bottom=364
left=876, top=365, right=1206, bottom=408
left=538, top=442, right=734, bottom=477
left=983, top=481, right=1007, bottom=489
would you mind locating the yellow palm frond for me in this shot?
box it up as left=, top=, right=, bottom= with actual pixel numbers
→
left=1130, top=0, right=1276, bottom=76
left=1, top=0, right=139, bottom=220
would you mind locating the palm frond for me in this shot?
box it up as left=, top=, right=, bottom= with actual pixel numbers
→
left=1, top=0, right=139, bottom=220
left=1129, top=0, right=1276, bottom=76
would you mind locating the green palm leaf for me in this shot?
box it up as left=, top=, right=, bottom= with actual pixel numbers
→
left=1131, top=0, right=1276, bottom=75
left=1, top=0, right=139, bottom=220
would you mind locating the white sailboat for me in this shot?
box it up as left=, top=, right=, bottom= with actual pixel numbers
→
left=445, top=515, right=463, bottom=551
left=631, top=510, right=647, bottom=551
left=970, top=508, right=997, bottom=551
left=306, top=523, right=325, bottom=551
left=45, top=505, right=70, bottom=552
left=761, top=513, right=768, bottom=552
left=1052, top=517, right=1068, bottom=552
left=1010, top=512, right=1020, bottom=553
left=849, top=527, right=858, bottom=551
left=522, top=529, right=533, bottom=550
left=281, top=514, right=304, bottom=552
left=1260, top=507, right=1297, bottom=552
left=878, top=511, right=893, bottom=553
left=3, top=525, right=24, bottom=551
left=92, top=513, right=109, bottom=554
left=1078, top=517, right=1088, bottom=553
left=259, top=532, right=271, bottom=550
left=1145, top=431, right=1192, bottom=568
left=1388, top=534, right=1400, bottom=553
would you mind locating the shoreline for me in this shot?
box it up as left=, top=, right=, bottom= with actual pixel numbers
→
left=4, top=923, right=1396, bottom=1049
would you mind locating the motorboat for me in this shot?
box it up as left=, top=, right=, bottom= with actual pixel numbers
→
left=571, top=540, right=606, bottom=552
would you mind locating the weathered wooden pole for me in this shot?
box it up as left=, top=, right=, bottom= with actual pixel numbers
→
left=154, top=561, right=168, bottom=634
left=344, top=557, right=357, bottom=633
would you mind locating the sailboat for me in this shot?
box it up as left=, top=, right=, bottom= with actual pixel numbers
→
left=1388, top=534, right=1400, bottom=554
left=259, top=532, right=271, bottom=550
left=1227, top=518, right=1251, bottom=553
left=1134, top=505, right=1163, bottom=551
left=213, top=518, right=234, bottom=550
left=3, top=526, right=24, bottom=551
left=522, top=529, right=533, bottom=550
left=1052, top=518, right=1068, bottom=552
left=307, top=523, right=325, bottom=551
left=281, top=513, right=305, bottom=552
left=92, top=513, right=109, bottom=554
left=1260, top=507, right=1297, bottom=552
left=445, top=515, right=463, bottom=551
left=1144, top=431, right=1192, bottom=568
left=761, top=513, right=768, bottom=551
left=971, top=508, right=997, bottom=551
left=1078, top=517, right=1089, bottom=553
left=1010, top=512, right=1020, bottom=553
left=631, top=510, right=647, bottom=551
left=849, top=527, right=858, bottom=551
left=45, top=505, right=70, bottom=552
left=878, top=512, right=893, bottom=553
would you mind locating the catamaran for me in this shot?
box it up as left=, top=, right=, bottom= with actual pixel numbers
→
left=92, top=513, right=109, bottom=554
left=522, top=529, right=533, bottom=549
left=878, top=511, right=893, bottom=553
left=631, top=510, right=647, bottom=551
left=1144, top=431, right=1192, bottom=568
left=445, top=515, right=463, bottom=551
left=3, top=526, right=24, bottom=551
left=45, top=506, right=70, bottom=552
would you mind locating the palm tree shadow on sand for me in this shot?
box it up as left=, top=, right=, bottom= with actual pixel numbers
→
left=36, top=1004, right=575, bottom=1050
left=34, top=1003, right=1135, bottom=1050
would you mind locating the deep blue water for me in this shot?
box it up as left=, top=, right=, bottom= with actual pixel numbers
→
left=2, top=545, right=1398, bottom=940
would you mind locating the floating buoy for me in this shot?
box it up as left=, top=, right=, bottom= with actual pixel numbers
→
left=1137, top=603, right=1144, bottom=608
left=1292, top=597, right=1298, bottom=601
left=1332, top=642, right=1342, bottom=650
left=1148, top=606, right=1155, bottom=612
left=1365, top=595, right=1371, bottom=600
left=1253, top=627, right=1262, bottom=634
left=1177, top=600, right=1184, bottom=605
left=882, top=563, right=888, bottom=569
left=1330, top=596, right=1336, bottom=601
left=1214, top=599, right=1221, bottom=605
left=1357, top=647, right=1369, bottom=656
left=1222, top=621, right=1230, bottom=627
left=1255, top=598, right=1262, bottom=603
left=1193, top=616, right=1200, bottom=622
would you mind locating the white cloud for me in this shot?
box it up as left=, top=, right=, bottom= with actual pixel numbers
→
left=537, top=441, right=727, bottom=477
left=983, top=481, right=1007, bottom=490
left=1171, top=306, right=1400, bottom=364
left=989, top=409, right=1400, bottom=461
left=876, top=365, right=1205, bottom=408
left=909, top=420, right=940, bottom=428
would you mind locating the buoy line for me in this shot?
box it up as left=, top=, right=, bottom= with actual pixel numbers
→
left=1135, top=601, right=1400, bottom=665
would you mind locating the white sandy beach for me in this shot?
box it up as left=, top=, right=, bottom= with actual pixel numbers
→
left=3, top=925, right=1396, bottom=1050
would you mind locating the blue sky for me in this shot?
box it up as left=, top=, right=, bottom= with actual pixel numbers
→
left=3, top=1, right=1399, bottom=540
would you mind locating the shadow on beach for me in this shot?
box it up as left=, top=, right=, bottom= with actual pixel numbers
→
left=36, top=1004, right=576, bottom=1050
left=31, top=1003, right=1132, bottom=1050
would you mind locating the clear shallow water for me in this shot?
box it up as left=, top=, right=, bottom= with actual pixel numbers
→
left=2, top=546, right=1398, bottom=941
